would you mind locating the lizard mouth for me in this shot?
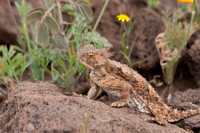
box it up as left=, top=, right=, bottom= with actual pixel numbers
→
left=81, top=62, right=94, bottom=70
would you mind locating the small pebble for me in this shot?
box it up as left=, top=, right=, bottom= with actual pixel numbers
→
left=27, top=123, right=34, bottom=132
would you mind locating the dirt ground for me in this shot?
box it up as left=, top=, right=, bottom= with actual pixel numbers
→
left=1, top=81, right=199, bottom=133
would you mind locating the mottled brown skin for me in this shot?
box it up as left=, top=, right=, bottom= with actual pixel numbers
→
left=77, top=45, right=200, bottom=125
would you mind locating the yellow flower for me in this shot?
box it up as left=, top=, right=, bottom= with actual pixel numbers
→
left=177, top=0, right=193, bottom=2
left=116, top=14, right=130, bottom=23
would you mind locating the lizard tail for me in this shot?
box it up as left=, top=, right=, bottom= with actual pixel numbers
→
left=167, top=108, right=200, bottom=122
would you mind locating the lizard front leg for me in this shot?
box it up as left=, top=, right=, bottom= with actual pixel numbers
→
left=87, top=79, right=102, bottom=99
left=98, top=75, right=132, bottom=108
left=110, top=85, right=130, bottom=108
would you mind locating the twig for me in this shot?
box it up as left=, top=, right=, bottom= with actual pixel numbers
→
left=55, top=0, right=64, bottom=31
left=55, top=0, right=69, bottom=50
left=66, top=31, right=73, bottom=41
left=62, top=21, right=74, bottom=25
left=40, top=4, right=56, bottom=24
left=88, top=0, right=110, bottom=44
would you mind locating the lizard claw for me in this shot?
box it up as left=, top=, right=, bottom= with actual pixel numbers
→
left=111, top=101, right=126, bottom=108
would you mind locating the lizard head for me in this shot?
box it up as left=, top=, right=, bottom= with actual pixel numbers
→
left=77, top=45, right=113, bottom=70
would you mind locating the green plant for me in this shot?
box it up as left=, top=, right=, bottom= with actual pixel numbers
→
left=88, top=0, right=110, bottom=43
left=25, top=4, right=69, bottom=81
left=147, top=0, right=158, bottom=7
left=194, top=1, right=200, bottom=24
left=155, top=8, right=195, bottom=85
left=81, top=113, right=89, bottom=133
left=0, top=46, right=27, bottom=87
left=50, top=0, right=112, bottom=89
left=51, top=48, right=86, bottom=90
left=178, top=1, right=200, bottom=30
left=26, top=48, right=60, bottom=81
left=7, top=0, right=112, bottom=90
left=15, top=0, right=33, bottom=53
left=15, top=0, right=93, bottom=82
left=120, top=19, right=142, bottom=68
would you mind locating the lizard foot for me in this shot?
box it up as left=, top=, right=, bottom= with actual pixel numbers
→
left=72, top=92, right=84, bottom=97
left=145, top=117, right=167, bottom=126
left=111, top=101, right=126, bottom=108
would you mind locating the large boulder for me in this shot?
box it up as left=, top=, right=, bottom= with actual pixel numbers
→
left=0, top=81, right=189, bottom=133
left=186, top=38, right=200, bottom=86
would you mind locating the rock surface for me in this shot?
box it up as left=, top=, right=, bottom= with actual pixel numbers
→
left=186, top=39, right=200, bottom=86
left=0, top=81, right=189, bottom=133
left=0, top=0, right=18, bottom=44
left=169, top=89, right=200, bottom=132
left=128, top=7, right=164, bottom=70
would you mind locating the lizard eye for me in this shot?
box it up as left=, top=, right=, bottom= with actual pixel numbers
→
left=88, top=54, right=93, bottom=57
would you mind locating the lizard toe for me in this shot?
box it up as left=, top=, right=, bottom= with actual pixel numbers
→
left=111, top=101, right=126, bottom=108
left=145, top=117, right=167, bottom=126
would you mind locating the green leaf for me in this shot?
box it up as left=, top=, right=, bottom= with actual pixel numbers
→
left=49, top=38, right=58, bottom=48
left=35, top=23, right=49, bottom=48
left=88, top=32, right=112, bottom=47
left=27, top=8, right=44, bottom=25
left=14, top=45, right=24, bottom=53
left=8, top=46, right=15, bottom=58
left=31, top=58, right=42, bottom=80
left=58, top=57, right=67, bottom=72
left=74, top=0, right=93, bottom=21
left=10, top=54, right=22, bottom=66
left=80, top=1, right=92, bottom=16
left=65, top=69, right=74, bottom=78
left=52, top=68, right=61, bottom=77
left=66, top=49, right=76, bottom=69
left=55, top=35, right=65, bottom=49
left=15, top=2, right=21, bottom=14
left=24, top=57, right=35, bottom=73
left=0, top=45, right=27, bottom=83
left=66, top=25, right=75, bottom=38
left=61, top=4, right=75, bottom=14
left=126, top=19, right=137, bottom=35
left=44, top=16, right=60, bottom=35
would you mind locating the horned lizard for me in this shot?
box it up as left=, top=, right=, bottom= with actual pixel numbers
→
left=76, top=44, right=200, bottom=125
